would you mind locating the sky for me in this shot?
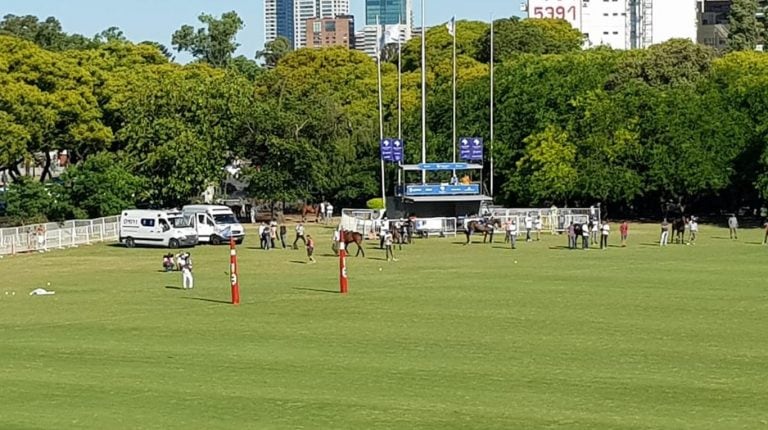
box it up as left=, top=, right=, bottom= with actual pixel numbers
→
left=1, top=0, right=521, bottom=62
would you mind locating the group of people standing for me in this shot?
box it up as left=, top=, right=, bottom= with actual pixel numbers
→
left=258, top=221, right=288, bottom=250
left=565, top=219, right=621, bottom=250
left=502, top=214, right=543, bottom=249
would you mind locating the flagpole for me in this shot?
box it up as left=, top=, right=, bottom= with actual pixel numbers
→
left=398, top=16, right=403, bottom=141
left=420, top=0, right=426, bottom=184
left=397, top=16, right=403, bottom=192
left=377, top=16, right=386, bottom=204
left=490, top=15, right=495, bottom=197
left=451, top=17, right=457, bottom=166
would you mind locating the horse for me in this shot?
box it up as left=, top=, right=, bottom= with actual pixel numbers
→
left=671, top=217, right=686, bottom=244
left=341, top=231, right=366, bottom=257
left=465, top=218, right=502, bottom=244
left=301, top=203, right=320, bottom=223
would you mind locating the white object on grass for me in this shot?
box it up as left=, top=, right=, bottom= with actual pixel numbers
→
left=30, top=288, right=55, bottom=296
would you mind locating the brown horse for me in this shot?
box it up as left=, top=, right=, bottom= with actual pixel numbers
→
left=671, top=217, right=686, bottom=244
left=301, top=203, right=320, bottom=223
left=465, top=218, right=502, bottom=244
left=341, top=231, right=366, bottom=257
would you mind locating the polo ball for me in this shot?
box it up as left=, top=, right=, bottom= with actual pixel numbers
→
left=514, top=260, right=518, bottom=264
left=378, top=267, right=382, bottom=271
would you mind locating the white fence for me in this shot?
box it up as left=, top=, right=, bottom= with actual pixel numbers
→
left=341, top=208, right=458, bottom=238
left=0, top=216, right=120, bottom=256
left=488, top=207, right=601, bottom=233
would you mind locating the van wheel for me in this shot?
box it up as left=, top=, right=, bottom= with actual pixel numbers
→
left=169, top=239, right=180, bottom=249
left=125, top=237, right=136, bottom=248
left=210, top=235, right=222, bottom=245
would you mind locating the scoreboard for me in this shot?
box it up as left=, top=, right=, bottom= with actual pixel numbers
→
left=526, top=0, right=582, bottom=31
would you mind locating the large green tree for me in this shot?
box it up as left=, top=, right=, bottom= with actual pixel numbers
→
left=476, top=18, right=583, bottom=63
left=728, top=0, right=762, bottom=52
left=171, top=11, right=244, bottom=67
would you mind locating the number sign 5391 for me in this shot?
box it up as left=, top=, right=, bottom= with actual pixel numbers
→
left=531, top=0, right=580, bottom=28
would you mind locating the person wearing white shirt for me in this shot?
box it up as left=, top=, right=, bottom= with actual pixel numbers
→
left=689, top=217, right=698, bottom=245
left=179, top=252, right=193, bottom=289
left=600, top=222, right=610, bottom=249
left=507, top=221, right=518, bottom=249
left=533, top=216, right=542, bottom=241
left=319, top=202, right=326, bottom=222
left=524, top=215, right=533, bottom=242
left=379, top=218, right=389, bottom=249
left=292, top=223, right=306, bottom=249
left=325, top=203, right=333, bottom=223
left=582, top=223, right=590, bottom=249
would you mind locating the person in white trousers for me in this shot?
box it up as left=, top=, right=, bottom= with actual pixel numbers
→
left=660, top=219, right=670, bottom=247
left=180, top=252, right=194, bottom=289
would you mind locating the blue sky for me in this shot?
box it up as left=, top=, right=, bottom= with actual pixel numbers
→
left=1, top=0, right=521, bottom=62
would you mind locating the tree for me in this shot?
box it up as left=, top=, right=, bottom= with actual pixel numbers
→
left=0, top=14, right=97, bottom=51
left=94, top=26, right=126, bottom=44
left=255, top=36, right=292, bottom=69
left=606, top=39, right=715, bottom=89
left=511, top=125, right=578, bottom=205
left=0, top=36, right=113, bottom=181
left=171, top=11, right=244, bottom=67
left=476, top=18, right=583, bottom=63
left=400, top=20, right=489, bottom=72
left=58, top=152, right=145, bottom=218
left=728, top=0, right=762, bottom=52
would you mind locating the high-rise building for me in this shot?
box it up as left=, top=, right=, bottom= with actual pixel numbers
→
left=523, top=0, right=698, bottom=50
left=265, top=0, right=296, bottom=47
left=697, top=0, right=731, bottom=50
left=365, top=0, right=413, bottom=26
left=307, top=15, right=356, bottom=48
left=265, top=0, right=350, bottom=48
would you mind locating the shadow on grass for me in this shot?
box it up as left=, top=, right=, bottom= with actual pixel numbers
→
left=290, top=260, right=307, bottom=264
left=181, top=297, right=231, bottom=305
left=293, top=287, right=339, bottom=294
left=164, top=285, right=183, bottom=290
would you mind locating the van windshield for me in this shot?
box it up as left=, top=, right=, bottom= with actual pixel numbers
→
left=169, top=216, right=191, bottom=228
left=213, top=213, right=238, bottom=224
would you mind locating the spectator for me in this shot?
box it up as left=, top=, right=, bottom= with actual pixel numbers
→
left=600, top=221, right=610, bottom=249
left=534, top=216, right=542, bottom=241
left=689, top=217, right=699, bottom=245
left=35, top=224, right=46, bottom=252
left=620, top=221, right=629, bottom=247
left=660, top=219, right=670, bottom=247
left=581, top=222, right=590, bottom=249
left=279, top=224, right=287, bottom=249
left=507, top=220, right=518, bottom=249
left=524, top=214, right=533, bottom=242
left=728, top=214, right=738, bottom=240
left=325, top=202, right=333, bottom=222
left=567, top=223, right=576, bottom=249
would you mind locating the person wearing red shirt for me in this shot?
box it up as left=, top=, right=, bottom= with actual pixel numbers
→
left=619, top=221, right=629, bottom=247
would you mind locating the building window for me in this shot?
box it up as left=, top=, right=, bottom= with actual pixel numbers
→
left=313, top=22, right=321, bottom=33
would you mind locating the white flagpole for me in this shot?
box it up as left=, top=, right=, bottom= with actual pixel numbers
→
left=377, top=16, right=386, bottom=203
left=490, top=15, right=495, bottom=197
left=398, top=17, right=403, bottom=141
left=452, top=17, right=457, bottom=165
left=421, top=0, right=426, bottom=184
left=397, top=17, right=403, bottom=191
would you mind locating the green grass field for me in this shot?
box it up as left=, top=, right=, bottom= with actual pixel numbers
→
left=1, top=223, right=767, bottom=429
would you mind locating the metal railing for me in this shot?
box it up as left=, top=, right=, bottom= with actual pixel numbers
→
left=0, top=216, right=120, bottom=256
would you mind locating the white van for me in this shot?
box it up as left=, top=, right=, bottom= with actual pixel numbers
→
left=119, top=209, right=198, bottom=249
left=182, top=205, right=245, bottom=245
